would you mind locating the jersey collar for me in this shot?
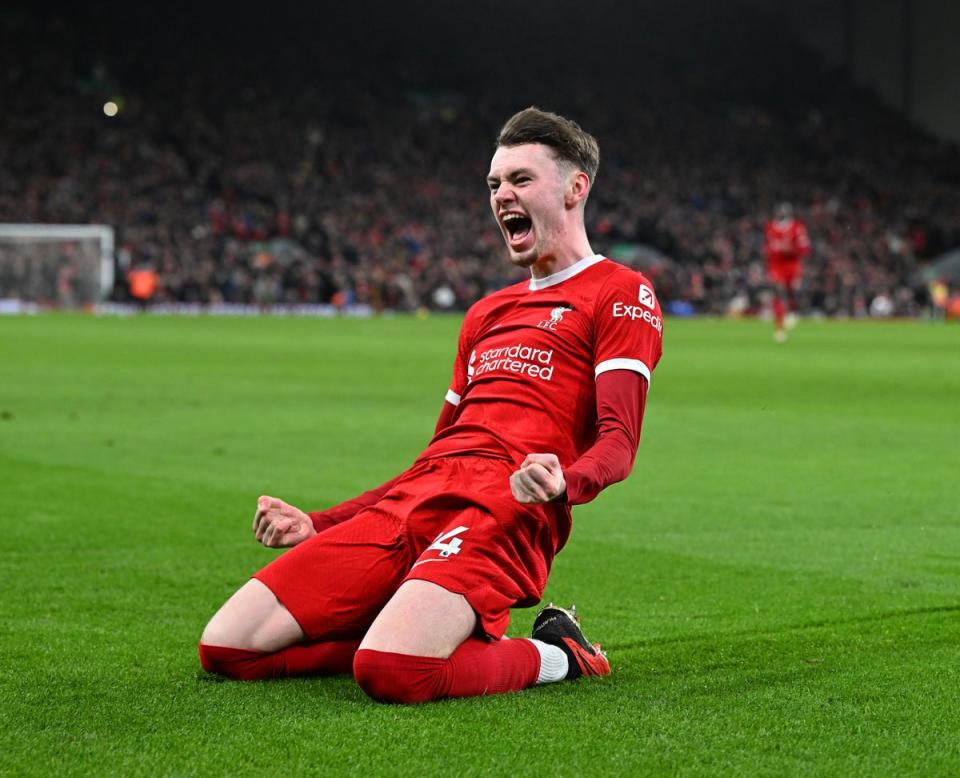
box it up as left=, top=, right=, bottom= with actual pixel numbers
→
left=528, top=254, right=606, bottom=291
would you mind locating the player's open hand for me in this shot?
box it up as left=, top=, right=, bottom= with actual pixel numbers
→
left=253, top=495, right=317, bottom=548
left=510, top=453, right=566, bottom=504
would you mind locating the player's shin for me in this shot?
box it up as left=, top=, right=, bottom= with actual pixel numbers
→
left=353, top=637, right=541, bottom=703
left=198, top=638, right=361, bottom=680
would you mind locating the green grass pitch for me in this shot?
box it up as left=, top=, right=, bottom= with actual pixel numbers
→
left=1, top=313, right=957, bottom=776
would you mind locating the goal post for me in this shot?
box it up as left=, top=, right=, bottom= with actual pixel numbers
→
left=0, top=223, right=115, bottom=309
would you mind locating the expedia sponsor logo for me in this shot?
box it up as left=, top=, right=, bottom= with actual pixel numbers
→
left=638, top=284, right=656, bottom=309
left=474, top=342, right=555, bottom=381
left=612, top=301, right=663, bottom=333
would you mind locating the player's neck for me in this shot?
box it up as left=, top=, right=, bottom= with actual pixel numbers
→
left=529, top=237, right=595, bottom=280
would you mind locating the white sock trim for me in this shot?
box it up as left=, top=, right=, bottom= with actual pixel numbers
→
left=531, top=639, right=568, bottom=684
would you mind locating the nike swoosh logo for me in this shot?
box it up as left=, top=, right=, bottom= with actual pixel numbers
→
left=410, top=558, right=450, bottom=569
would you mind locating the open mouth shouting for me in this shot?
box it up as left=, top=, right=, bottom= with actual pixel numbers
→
left=501, top=211, right=534, bottom=251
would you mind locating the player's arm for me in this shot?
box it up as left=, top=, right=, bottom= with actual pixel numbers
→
left=305, top=476, right=402, bottom=531
left=253, top=477, right=404, bottom=548
left=256, top=323, right=470, bottom=547
left=512, top=269, right=661, bottom=506
left=509, top=370, right=646, bottom=504
left=564, top=369, right=646, bottom=503
left=301, top=391, right=458, bottom=537
left=255, top=393, right=459, bottom=548
left=250, top=475, right=392, bottom=547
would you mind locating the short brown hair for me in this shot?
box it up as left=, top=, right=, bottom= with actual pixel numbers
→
left=496, top=107, right=600, bottom=184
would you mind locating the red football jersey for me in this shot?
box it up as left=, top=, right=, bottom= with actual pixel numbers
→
left=764, top=218, right=811, bottom=264
left=420, top=255, right=664, bottom=469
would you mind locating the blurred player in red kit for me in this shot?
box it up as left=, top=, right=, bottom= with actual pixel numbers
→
left=764, top=202, right=810, bottom=342
left=198, top=108, right=664, bottom=703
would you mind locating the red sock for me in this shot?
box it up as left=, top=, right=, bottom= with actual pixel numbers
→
left=772, top=297, right=786, bottom=329
left=198, top=639, right=360, bottom=680
left=353, top=637, right=541, bottom=704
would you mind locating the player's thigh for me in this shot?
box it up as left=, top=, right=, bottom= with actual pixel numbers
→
left=201, top=578, right=304, bottom=652
left=358, top=579, right=477, bottom=659
left=785, top=267, right=801, bottom=291
left=254, top=508, right=412, bottom=641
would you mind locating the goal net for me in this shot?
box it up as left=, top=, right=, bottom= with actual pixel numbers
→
left=0, top=224, right=115, bottom=310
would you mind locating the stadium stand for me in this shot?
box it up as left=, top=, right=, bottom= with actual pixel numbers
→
left=2, top=3, right=959, bottom=315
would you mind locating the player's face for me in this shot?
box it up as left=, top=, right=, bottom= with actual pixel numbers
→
left=487, top=143, right=573, bottom=269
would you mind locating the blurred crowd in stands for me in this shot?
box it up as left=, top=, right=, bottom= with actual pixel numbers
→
left=2, top=5, right=959, bottom=317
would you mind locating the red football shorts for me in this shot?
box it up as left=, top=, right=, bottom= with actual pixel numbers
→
left=768, top=258, right=802, bottom=287
left=253, top=456, right=570, bottom=641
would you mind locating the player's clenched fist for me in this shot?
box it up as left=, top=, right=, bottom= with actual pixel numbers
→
left=510, top=453, right=567, bottom=504
left=252, top=495, right=317, bottom=548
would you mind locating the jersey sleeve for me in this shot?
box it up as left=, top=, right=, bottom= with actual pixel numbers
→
left=564, top=370, right=647, bottom=505
left=592, top=270, right=664, bottom=383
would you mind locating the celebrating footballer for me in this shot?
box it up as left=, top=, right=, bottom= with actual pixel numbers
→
left=199, top=107, right=664, bottom=703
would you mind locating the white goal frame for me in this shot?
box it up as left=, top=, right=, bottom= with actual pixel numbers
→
left=0, top=223, right=115, bottom=304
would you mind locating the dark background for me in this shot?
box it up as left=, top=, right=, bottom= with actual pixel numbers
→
left=2, top=1, right=958, bottom=315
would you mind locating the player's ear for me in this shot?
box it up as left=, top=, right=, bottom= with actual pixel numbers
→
left=564, top=170, right=590, bottom=209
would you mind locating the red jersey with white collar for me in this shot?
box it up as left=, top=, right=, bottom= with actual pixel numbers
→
left=420, top=255, right=663, bottom=471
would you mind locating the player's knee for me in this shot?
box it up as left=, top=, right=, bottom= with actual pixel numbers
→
left=197, top=642, right=222, bottom=675
left=353, top=649, right=448, bottom=704
left=198, top=641, right=241, bottom=677
left=199, top=615, right=238, bottom=651
left=200, top=585, right=303, bottom=653
left=198, top=642, right=276, bottom=681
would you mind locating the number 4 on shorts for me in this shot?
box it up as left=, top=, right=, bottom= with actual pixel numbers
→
left=427, top=526, right=469, bottom=558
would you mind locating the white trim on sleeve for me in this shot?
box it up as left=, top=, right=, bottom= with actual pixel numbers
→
left=595, top=358, right=651, bottom=383
left=445, top=389, right=461, bottom=406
